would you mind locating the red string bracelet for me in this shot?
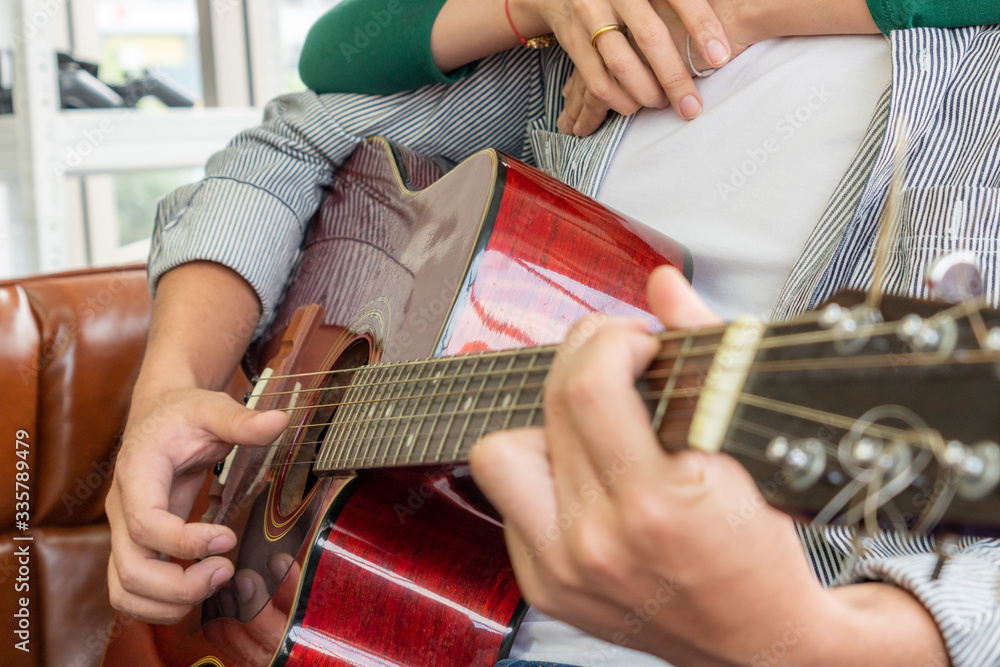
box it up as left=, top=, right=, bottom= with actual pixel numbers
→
left=504, top=0, right=556, bottom=49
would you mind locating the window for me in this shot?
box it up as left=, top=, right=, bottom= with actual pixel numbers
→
left=278, top=0, right=341, bottom=93
left=94, top=0, right=203, bottom=107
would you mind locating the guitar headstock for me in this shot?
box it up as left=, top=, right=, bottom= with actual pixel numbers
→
left=702, top=291, right=1000, bottom=537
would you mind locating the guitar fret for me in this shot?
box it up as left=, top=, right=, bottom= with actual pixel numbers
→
left=318, top=378, right=353, bottom=471
left=501, top=352, right=538, bottom=431
left=651, top=336, right=693, bottom=431
left=471, top=354, right=512, bottom=449
left=366, top=362, right=408, bottom=468
left=523, top=352, right=547, bottom=428
left=394, top=361, right=437, bottom=466
left=423, top=357, right=458, bottom=464
left=352, top=366, right=386, bottom=469
left=343, top=366, right=382, bottom=469
left=388, top=360, right=423, bottom=467
left=327, top=369, right=368, bottom=470
left=428, top=356, right=471, bottom=465
left=416, top=359, right=448, bottom=464
left=452, top=354, right=486, bottom=458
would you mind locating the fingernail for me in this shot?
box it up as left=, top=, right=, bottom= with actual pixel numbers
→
left=234, top=572, right=254, bottom=603
left=208, top=535, right=235, bottom=554
left=572, top=122, right=582, bottom=136
left=210, top=568, right=230, bottom=590
left=706, top=39, right=730, bottom=67
left=562, top=79, right=572, bottom=97
left=679, top=95, right=702, bottom=120
left=556, top=111, right=566, bottom=130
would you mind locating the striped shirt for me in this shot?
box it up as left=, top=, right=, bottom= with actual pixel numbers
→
left=149, top=26, right=1000, bottom=666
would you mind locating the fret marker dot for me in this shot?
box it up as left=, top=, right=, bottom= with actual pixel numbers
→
left=368, top=405, right=376, bottom=418
left=406, top=435, right=415, bottom=448
left=463, top=397, right=473, bottom=410
left=385, top=405, right=393, bottom=417
left=502, top=395, right=512, bottom=408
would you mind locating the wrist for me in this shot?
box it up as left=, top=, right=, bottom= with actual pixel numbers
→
left=712, top=0, right=777, bottom=53
left=508, top=0, right=550, bottom=40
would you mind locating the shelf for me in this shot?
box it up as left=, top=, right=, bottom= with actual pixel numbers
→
left=53, top=106, right=264, bottom=174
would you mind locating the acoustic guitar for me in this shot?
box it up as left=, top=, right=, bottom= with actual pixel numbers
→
left=101, top=137, right=1000, bottom=667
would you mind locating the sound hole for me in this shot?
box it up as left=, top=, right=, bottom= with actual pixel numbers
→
left=277, top=339, right=370, bottom=515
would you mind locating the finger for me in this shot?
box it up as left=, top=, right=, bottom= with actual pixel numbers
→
left=560, top=25, right=641, bottom=119
left=617, top=0, right=702, bottom=120
left=593, top=30, right=666, bottom=110
left=561, top=71, right=588, bottom=134
left=107, top=553, right=210, bottom=624
left=115, top=441, right=236, bottom=559
left=185, top=391, right=291, bottom=450
left=470, top=428, right=557, bottom=547
left=666, top=0, right=731, bottom=68
left=107, top=486, right=234, bottom=600
left=546, top=320, right=667, bottom=491
left=573, top=90, right=614, bottom=137
left=647, top=265, right=722, bottom=329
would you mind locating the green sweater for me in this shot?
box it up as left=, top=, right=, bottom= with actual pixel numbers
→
left=299, top=0, right=1000, bottom=96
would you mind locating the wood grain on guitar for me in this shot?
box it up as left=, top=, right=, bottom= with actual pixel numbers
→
left=101, top=137, right=1000, bottom=667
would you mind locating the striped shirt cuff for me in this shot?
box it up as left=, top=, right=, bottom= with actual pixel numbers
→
left=148, top=176, right=306, bottom=339
left=851, top=546, right=1000, bottom=666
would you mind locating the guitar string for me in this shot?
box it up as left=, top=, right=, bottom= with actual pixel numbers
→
left=235, top=415, right=813, bottom=471
left=241, top=345, right=1000, bottom=423
left=236, top=340, right=995, bottom=463
left=244, top=309, right=848, bottom=391
left=245, top=316, right=994, bottom=407
left=256, top=390, right=891, bottom=471
left=265, top=299, right=959, bottom=389
left=332, top=392, right=876, bottom=468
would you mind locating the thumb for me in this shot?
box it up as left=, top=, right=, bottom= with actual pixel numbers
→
left=647, top=265, right=722, bottom=329
left=188, top=391, right=290, bottom=447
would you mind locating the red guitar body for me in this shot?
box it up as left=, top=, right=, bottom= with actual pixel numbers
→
left=101, top=138, right=689, bottom=667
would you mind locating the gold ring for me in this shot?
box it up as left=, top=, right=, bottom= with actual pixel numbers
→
left=591, top=24, right=628, bottom=50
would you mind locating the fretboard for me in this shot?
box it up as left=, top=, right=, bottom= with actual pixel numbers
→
left=313, top=346, right=556, bottom=472
left=312, top=328, right=717, bottom=473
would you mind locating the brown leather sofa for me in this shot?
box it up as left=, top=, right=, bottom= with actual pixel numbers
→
left=0, top=265, right=151, bottom=667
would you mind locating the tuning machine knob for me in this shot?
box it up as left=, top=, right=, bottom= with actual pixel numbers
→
left=941, top=440, right=1000, bottom=501
left=896, top=313, right=958, bottom=354
left=926, top=251, right=983, bottom=303
left=766, top=437, right=827, bottom=491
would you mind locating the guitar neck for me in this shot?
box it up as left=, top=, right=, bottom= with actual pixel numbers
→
left=313, top=327, right=723, bottom=473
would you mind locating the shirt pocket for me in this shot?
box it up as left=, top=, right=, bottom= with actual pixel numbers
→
left=883, top=185, right=1000, bottom=304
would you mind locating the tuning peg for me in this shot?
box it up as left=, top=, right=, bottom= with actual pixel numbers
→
left=765, top=437, right=826, bottom=490
left=931, top=535, right=961, bottom=580
left=927, top=251, right=983, bottom=303
left=251, top=374, right=261, bottom=386
left=243, top=391, right=253, bottom=404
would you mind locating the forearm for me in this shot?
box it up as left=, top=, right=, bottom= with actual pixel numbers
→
left=722, top=0, right=879, bottom=50
left=431, top=0, right=540, bottom=72
left=431, top=0, right=881, bottom=74
left=137, top=261, right=260, bottom=394
left=805, top=583, right=948, bottom=665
